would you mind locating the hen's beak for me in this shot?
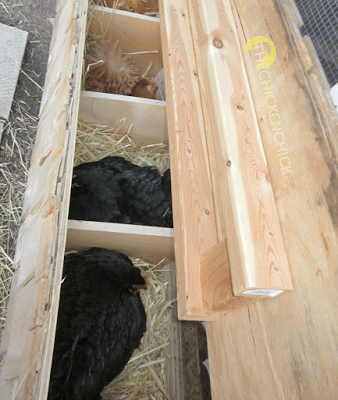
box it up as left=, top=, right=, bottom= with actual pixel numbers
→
left=132, top=271, right=150, bottom=295
left=141, top=271, right=150, bottom=286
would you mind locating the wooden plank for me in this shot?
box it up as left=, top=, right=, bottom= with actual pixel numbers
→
left=280, top=0, right=338, bottom=159
left=164, top=263, right=184, bottom=400
left=79, top=91, right=168, bottom=145
left=200, top=240, right=253, bottom=313
left=66, top=220, right=175, bottom=264
left=0, top=0, right=88, bottom=398
left=88, top=6, right=163, bottom=77
left=188, top=0, right=293, bottom=297
left=159, top=0, right=231, bottom=320
left=206, top=0, right=338, bottom=398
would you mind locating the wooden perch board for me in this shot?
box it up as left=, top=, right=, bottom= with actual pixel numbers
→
left=159, top=0, right=233, bottom=320
left=205, top=0, right=338, bottom=398
left=188, top=0, right=293, bottom=296
left=159, top=0, right=292, bottom=320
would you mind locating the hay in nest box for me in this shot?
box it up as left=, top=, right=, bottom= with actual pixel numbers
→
left=84, top=3, right=162, bottom=98
left=74, top=121, right=172, bottom=398
left=74, top=119, right=169, bottom=172
left=90, top=0, right=159, bottom=16
left=101, top=258, right=174, bottom=400
left=0, top=111, right=35, bottom=360
left=84, top=36, right=142, bottom=95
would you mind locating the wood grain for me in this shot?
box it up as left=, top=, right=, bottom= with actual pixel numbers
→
left=200, top=241, right=253, bottom=313
left=188, top=0, right=293, bottom=296
left=79, top=91, right=168, bottom=146
left=66, top=220, right=175, bottom=264
left=159, top=0, right=228, bottom=319
left=88, top=6, right=163, bottom=77
left=0, top=0, right=88, bottom=398
left=281, top=0, right=338, bottom=158
left=164, top=263, right=184, bottom=400
left=206, top=0, right=338, bottom=398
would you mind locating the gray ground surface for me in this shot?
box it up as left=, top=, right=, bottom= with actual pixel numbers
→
left=0, top=0, right=57, bottom=338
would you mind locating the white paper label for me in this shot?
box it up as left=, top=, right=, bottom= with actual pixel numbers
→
left=242, top=289, right=283, bottom=298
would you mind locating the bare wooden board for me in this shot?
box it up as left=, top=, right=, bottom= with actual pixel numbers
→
left=88, top=6, right=163, bottom=77
left=0, top=0, right=88, bottom=398
left=159, top=0, right=233, bottom=320
left=164, top=262, right=184, bottom=400
left=79, top=91, right=168, bottom=145
left=66, top=220, right=175, bottom=264
left=188, top=0, right=293, bottom=296
left=206, top=0, right=338, bottom=398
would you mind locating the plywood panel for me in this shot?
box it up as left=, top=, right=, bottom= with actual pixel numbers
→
left=79, top=91, right=168, bottom=145
left=66, top=220, right=175, bottom=264
left=206, top=0, right=338, bottom=398
left=88, top=6, right=163, bottom=77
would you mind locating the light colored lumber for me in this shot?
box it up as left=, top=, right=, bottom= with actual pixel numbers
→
left=164, top=263, right=184, bottom=400
left=0, top=0, right=88, bottom=398
left=79, top=91, right=168, bottom=145
left=200, top=241, right=254, bottom=313
left=188, top=0, right=293, bottom=297
left=159, top=0, right=230, bottom=320
left=88, top=6, right=163, bottom=77
left=66, top=220, right=175, bottom=264
left=206, top=0, right=338, bottom=398
left=282, top=0, right=304, bottom=28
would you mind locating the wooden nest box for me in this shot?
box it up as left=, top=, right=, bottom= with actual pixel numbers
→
left=1, top=0, right=338, bottom=399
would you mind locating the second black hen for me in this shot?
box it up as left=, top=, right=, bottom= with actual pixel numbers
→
left=48, top=247, right=148, bottom=400
left=68, top=156, right=173, bottom=227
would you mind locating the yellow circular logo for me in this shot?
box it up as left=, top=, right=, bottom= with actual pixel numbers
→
left=243, top=36, right=277, bottom=69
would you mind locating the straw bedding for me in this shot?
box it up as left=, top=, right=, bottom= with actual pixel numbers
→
left=0, top=108, right=35, bottom=359
left=73, top=119, right=172, bottom=399
left=0, top=3, right=174, bottom=399
left=101, top=258, right=173, bottom=400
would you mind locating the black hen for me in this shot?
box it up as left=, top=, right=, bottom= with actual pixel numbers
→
left=68, top=156, right=173, bottom=227
left=48, top=247, right=148, bottom=400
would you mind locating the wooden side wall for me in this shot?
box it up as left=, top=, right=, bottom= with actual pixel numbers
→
left=206, top=0, right=338, bottom=398
left=0, top=0, right=88, bottom=398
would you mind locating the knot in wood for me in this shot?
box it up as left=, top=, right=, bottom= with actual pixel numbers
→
left=205, top=209, right=210, bottom=215
left=226, top=160, right=231, bottom=167
left=213, top=37, right=223, bottom=49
